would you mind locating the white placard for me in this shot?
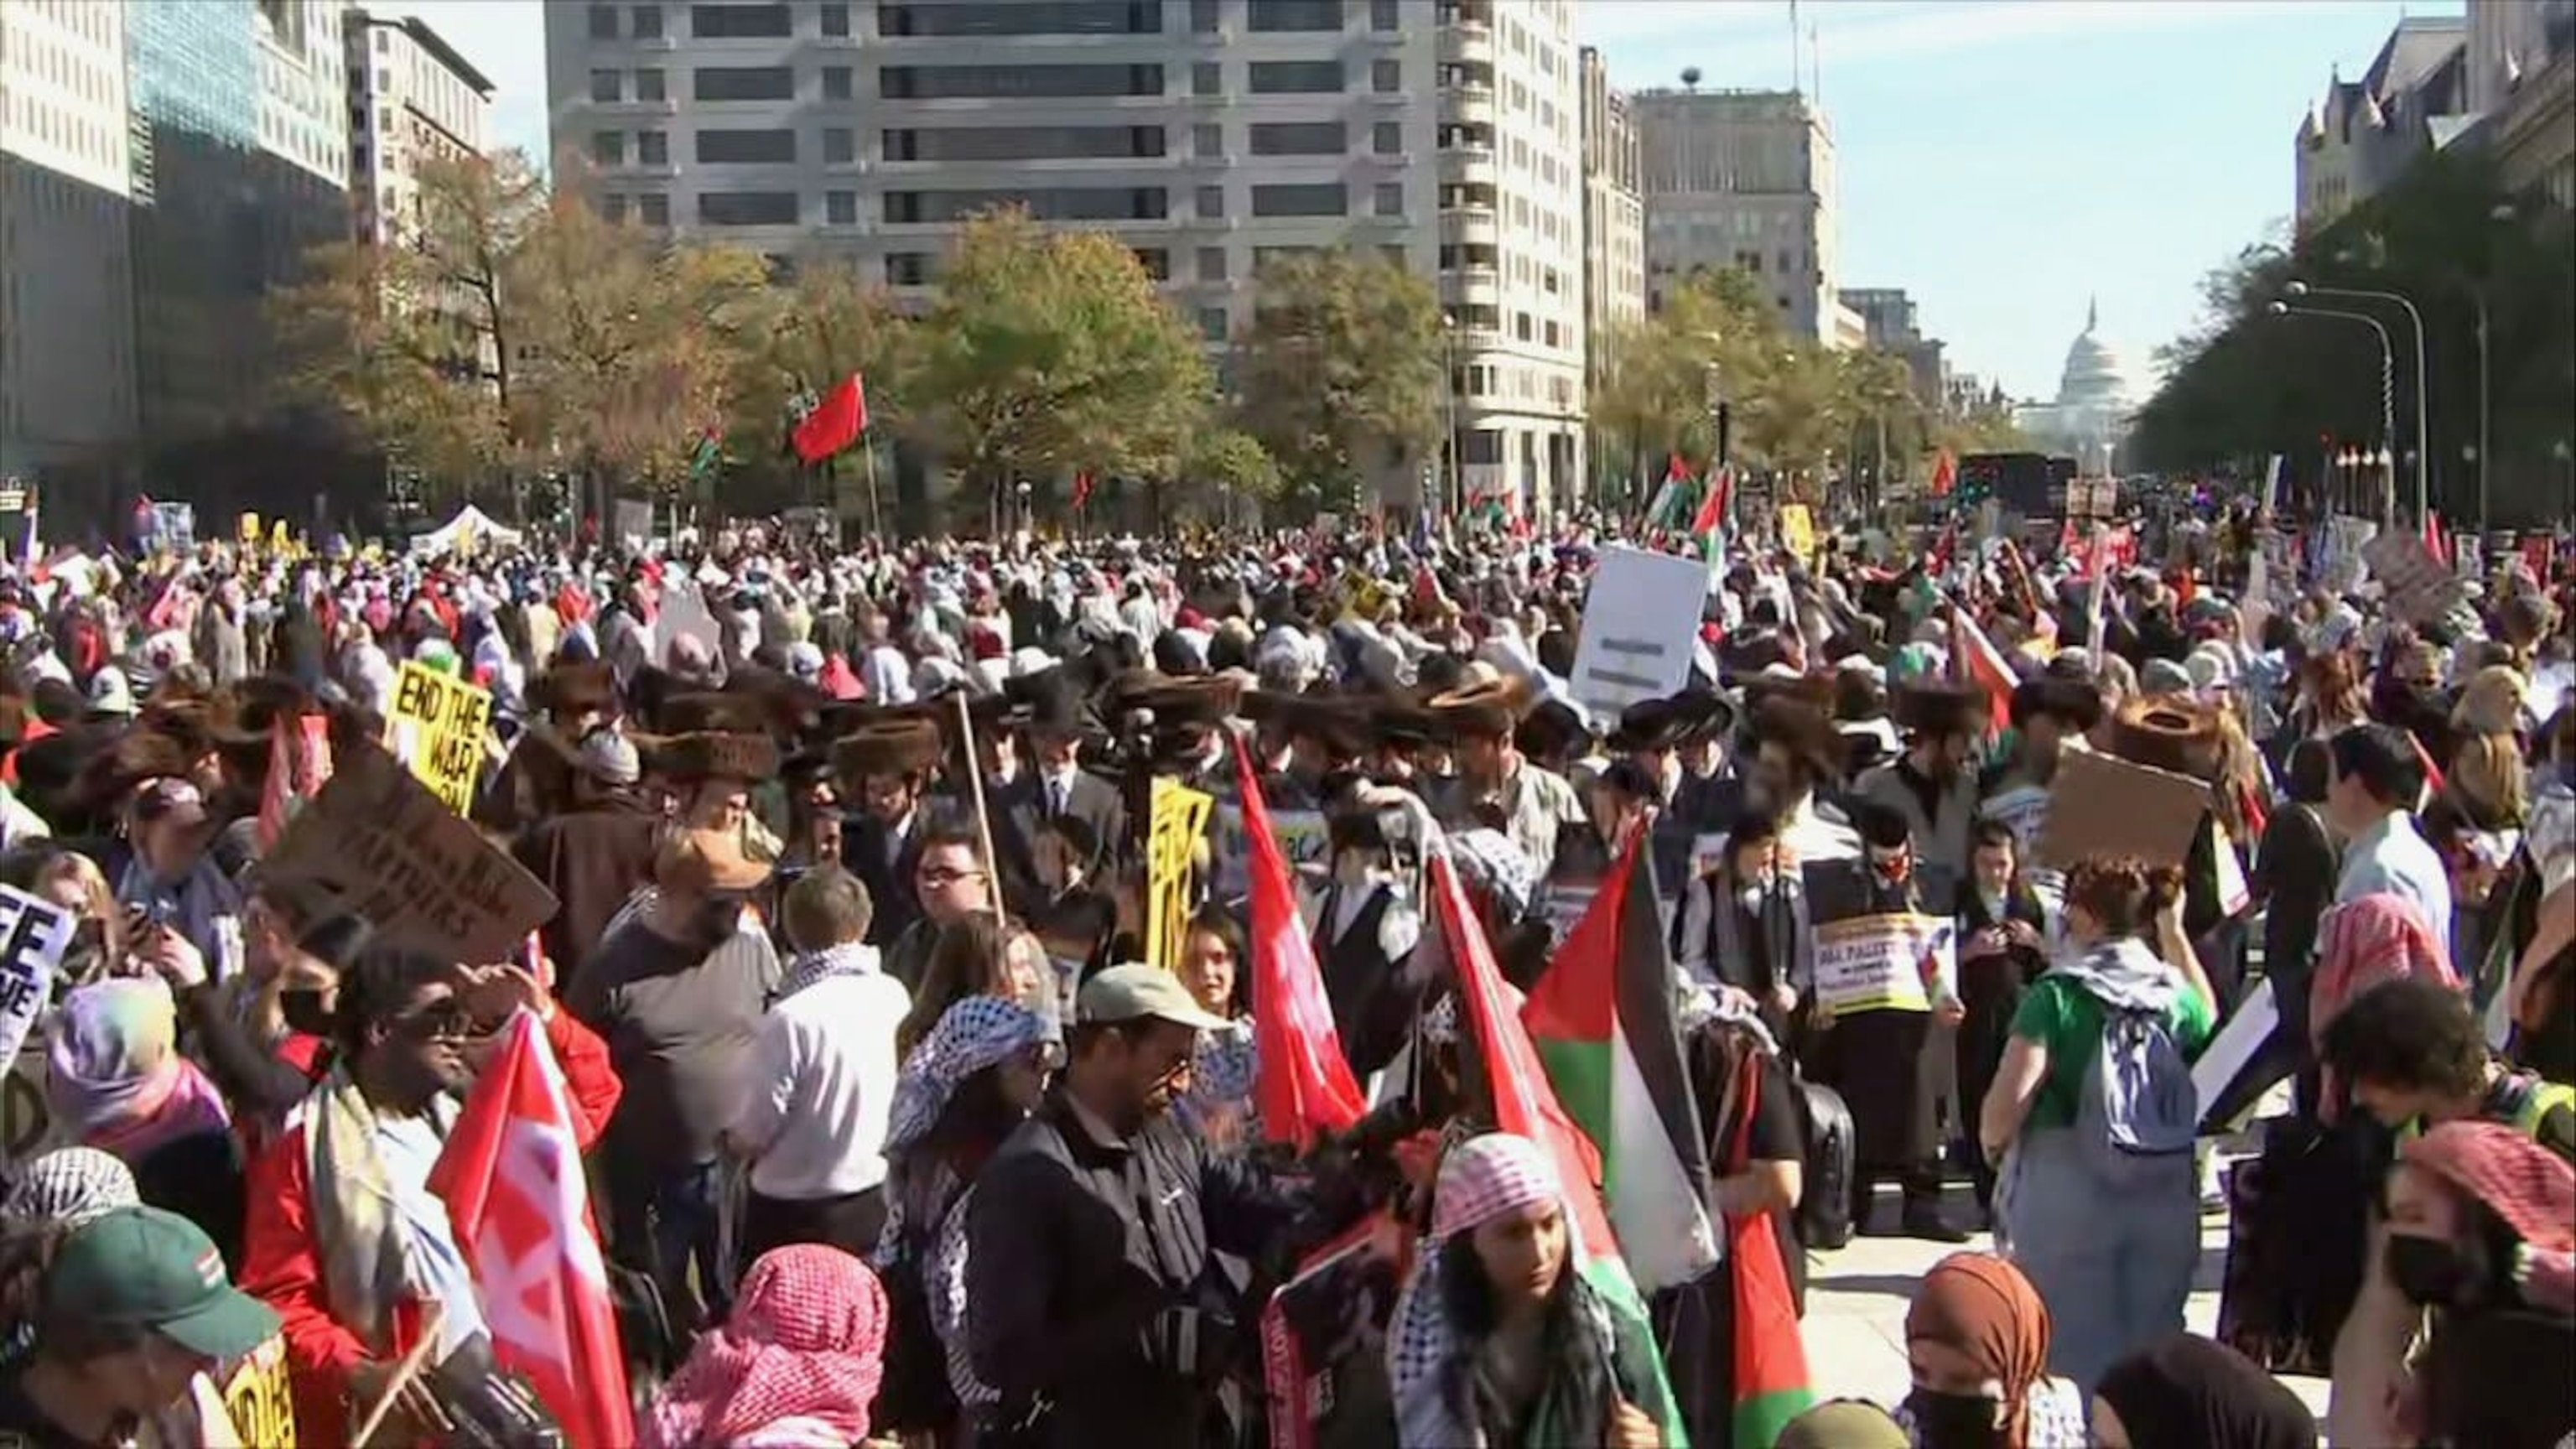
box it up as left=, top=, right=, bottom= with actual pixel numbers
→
left=1812, top=911, right=1949, bottom=1014
left=0, top=884, right=76, bottom=1069
left=1568, top=545, right=1707, bottom=719
left=657, top=579, right=722, bottom=668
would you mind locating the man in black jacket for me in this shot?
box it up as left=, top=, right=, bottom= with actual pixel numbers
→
left=966, top=964, right=1303, bottom=1449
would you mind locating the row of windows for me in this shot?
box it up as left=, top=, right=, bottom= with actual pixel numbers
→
left=589, top=179, right=1432, bottom=228
left=584, top=0, right=1435, bottom=42
left=585, top=56, right=1420, bottom=104
left=601, top=120, right=1415, bottom=166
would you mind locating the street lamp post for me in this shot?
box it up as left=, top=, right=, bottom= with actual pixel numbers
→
left=2271, top=299, right=2397, bottom=524
left=1441, top=312, right=1461, bottom=538
left=2287, top=281, right=2428, bottom=527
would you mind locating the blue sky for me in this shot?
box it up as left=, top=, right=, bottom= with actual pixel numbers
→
left=385, top=0, right=2453, bottom=401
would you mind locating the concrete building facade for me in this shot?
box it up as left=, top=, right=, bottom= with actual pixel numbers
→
left=1576, top=42, right=1643, bottom=480
left=1632, top=86, right=1849, bottom=344
left=2294, top=17, right=2471, bottom=235
left=346, top=9, right=496, bottom=244
left=548, top=0, right=1590, bottom=517
left=2474, top=0, right=2576, bottom=209
left=1839, top=285, right=1946, bottom=411
left=0, top=0, right=138, bottom=486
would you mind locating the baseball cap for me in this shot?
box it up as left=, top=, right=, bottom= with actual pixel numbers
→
left=132, top=776, right=211, bottom=830
left=45, top=1206, right=281, bottom=1360
left=86, top=668, right=137, bottom=718
left=1077, top=963, right=1231, bottom=1031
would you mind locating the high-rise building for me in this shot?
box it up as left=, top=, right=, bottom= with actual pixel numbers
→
left=345, top=9, right=496, bottom=244
left=1, top=0, right=138, bottom=486
left=1633, top=86, right=1853, bottom=345
left=1576, top=44, right=1642, bottom=468
left=1838, top=285, right=1945, bottom=410
left=547, top=0, right=1588, bottom=516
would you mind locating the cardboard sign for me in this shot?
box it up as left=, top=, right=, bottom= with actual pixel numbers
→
left=220, top=1336, right=298, bottom=1449
left=0, top=883, right=75, bottom=1070
left=2034, top=749, right=2212, bottom=870
left=2360, top=530, right=2465, bottom=626
left=2066, top=476, right=2118, bottom=521
left=260, top=745, right=558, bottom=965
left=1810, top=911, right=1948, bottom=1014
left=1779, top=503, right=1817, bottom=560
left=1145, top=777, right=1217, bottom=969
left=1259, top=1213, right=1411, bottom=1449
left=1568, top=545, right=1706, bottom=718
left=386, top=662, right=495, bottom=815
left=1979, top=782, right=2052, bottom=861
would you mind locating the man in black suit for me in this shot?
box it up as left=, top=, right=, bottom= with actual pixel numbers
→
left=836, top=716, right=943, bottom=948
left=1953, top=817, right=2051, bottom=1215
left=992, top=679, right=1126, bottom=915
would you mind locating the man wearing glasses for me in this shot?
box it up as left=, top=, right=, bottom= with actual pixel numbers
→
left=881, top=815, right=996, bottom=995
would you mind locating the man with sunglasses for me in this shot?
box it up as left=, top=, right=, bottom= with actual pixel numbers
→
left=240, top=942, right=618, bottom=1446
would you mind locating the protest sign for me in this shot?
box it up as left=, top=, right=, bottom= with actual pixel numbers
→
left=0, top=882, right=75, bottom=1074
left=613, top=498, right=654, bottom=552
left=1568, top=545, right=1706, bottom=718
left=2360, top=530, right=2465, bottom=626
left=1145, top=777, right=1217, bottom=969
left=1810, top=911, right=1948, bottom=1015
left=1260, top=1213, right=1411, bottom=1449
left=2319, top=515, right=2376, bottom=594
left=386, top=661, right=495, bottom=815
left=260, top=744, right=558, bottom=966
left=657, top=578, right=722, bottom=667
left=2035, top=748, right=2211, bottom=870
left=220, top=1335, right=299, bottom=1449
left=1779, top=504, right=1817, bottom=561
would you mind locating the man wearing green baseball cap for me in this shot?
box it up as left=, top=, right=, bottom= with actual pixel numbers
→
left=0, top=1206, right=281, bottom=1446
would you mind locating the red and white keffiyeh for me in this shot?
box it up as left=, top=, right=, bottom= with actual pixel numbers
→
left=642, top=1244, right=889, bottom=1449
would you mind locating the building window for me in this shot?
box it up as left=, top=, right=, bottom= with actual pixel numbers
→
left=636, top=68, right=667, bottom=101
left=1373, top=181, right=1402, bottom=216
left=590, top=69, right=622, bottom=103
left=887, top=253, right=933, bottom=285
left=638, top=193, right=671, bottom=226
left=880, top=2, right=1166, bottom=36
left=1373, top=121, right=1400, bottom=154
left=1197, top=246, right=1227, bottom=281
left=632, top=5, right=664, bottom=38
left=820, top=3, right=850, bottom=36
left=1248, top=120, right=1344, bottom=155
left=1249, top=60, right=1343, bottom=93
left=886, top=125, right=1163, bottom=160
left=637, top=129, right=669, bottom=164
left=1198, top=307, right=1229, bottom=341
left=691, top=4, right=792, bottom=39
left=1542, top=319, right=1560, bottom=347
left=883, top=187, right=1168, bottom=222
left=699, top=190, right=799, bottom=226
left=592, top=131, right=626, bottom=166
left=1371, top=0, right=1400, bottom=29
left=1193, top=122, right=1222, bottom=156
left=1134, top=247, right=1170, bottom=281
left=696, top=127, right=795, bottom=162
left=880, top=63, right=1164, bottom=98
left=1252, top=182, right=1345, bottom=217
left=826, top=190, right=857, bottom=224
left=602, top=194, right=630, bottom=221
left=1379, top=243, right=1405, bottom=267
left=1248, top=0, right=1343, bottom=31
left=1372, top=59, right=1400, bottom=92
left=823, top=127, right=854, bottom=163
left=1193, top=61, right=1222, bottom=95
left=823, top=65, right=853, bottom=99
left=1191, top=0, right=1218, bottom=30
left=694, top=66, right=795, bottom=101
left=1196, top=184, right=1224, bottom=217
left=589, top=4, right=619, bottom=39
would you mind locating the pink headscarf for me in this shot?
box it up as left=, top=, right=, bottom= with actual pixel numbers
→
left=642, top=1245, right=889, bottom=1449
left=2310, top=892, right=2459, bottom=1119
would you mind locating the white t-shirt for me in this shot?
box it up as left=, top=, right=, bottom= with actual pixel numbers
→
left=736, top=968, right=910, bottom=1200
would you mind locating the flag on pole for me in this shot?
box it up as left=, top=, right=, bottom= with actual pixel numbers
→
left=430, top=1014, right=635, bottom=1449
left=1688, top=466, right=1731, bottom=538
left=1521, top=830, right=1716, bottom=1294
left=1929, top=450, right=1957, bottom=498
left=1233, top=740, right=1368, bottom=1149
left=1072, top=470, right=1096, bottom=511
left=791, top=372, right=869, bottom=464
left=1949, top=605, right=2018, bottom=741
left=1415, top=850, right=1689, bottom=1446
left=686, top=426, right=723, bottom=480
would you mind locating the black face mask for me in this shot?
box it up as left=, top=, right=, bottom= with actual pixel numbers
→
left=1902, top=1388, right=2006, bottom=1449
left=2387, top=1233, right=2484, bottom=1308
left=279, top=987, right=335, bottom=1039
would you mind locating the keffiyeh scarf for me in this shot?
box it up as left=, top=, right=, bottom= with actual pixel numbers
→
left=643, top=1244, right=890, bottom=1449
left=771, top=941, right=880, bottom=1004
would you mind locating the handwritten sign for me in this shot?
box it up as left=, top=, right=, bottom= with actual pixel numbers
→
left=2361, top=530, right=2467, bottom=626
left=1145, top=778, right=1218, bottom=969
left=386, top=662, right=495, bottom=815
left=220, top=1335, right=298, bottom=1449
left=260, top=745, right=558, bottom=965
left=1779, top=503, right=1817, bottom=561
left=0, top=883, right=75, bottom=1072
left=2035, top=748, right=2211, bottom=870
left=1568, top=546, right=1706, bottom=718
left=1811, top=911, right=1949, bottom=1014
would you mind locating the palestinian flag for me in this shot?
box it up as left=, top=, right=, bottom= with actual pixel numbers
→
left=1948, top=605, right=2018, bottom=743
left=1645, top=454, right=1701, bottom=534
left=1420, top=851, right=1689, bottom=1447
left=1522, top=831, right=1716, bottom=1295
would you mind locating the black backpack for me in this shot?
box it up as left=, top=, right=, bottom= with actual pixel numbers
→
left=1795, top=1078, right=1858, bottom=1250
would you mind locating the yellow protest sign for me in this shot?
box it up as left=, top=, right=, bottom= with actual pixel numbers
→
left=238, top=512, right=262, bottom=544
left=1779, top=503, right=1816, bottom=563
left=1145, top=777, right=1216, bottom=969
left=384, top=661, right=495, bottom=814
left=220, top=1335, right=298, bottom=1449
left=269, top=518, right=293, bottom=555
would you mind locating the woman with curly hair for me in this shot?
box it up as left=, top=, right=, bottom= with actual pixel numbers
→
left=1977, top=856, right=2219, bottom=1392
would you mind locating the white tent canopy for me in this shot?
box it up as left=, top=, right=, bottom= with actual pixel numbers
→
left=409, top=505, right=524, bottom=556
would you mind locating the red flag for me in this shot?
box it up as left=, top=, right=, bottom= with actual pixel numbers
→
left=1689, top=467, right=1731, bottom=536
left=1948, top=607, right=2018, bottom=741
left=1232, top=741, right=1366, bottom=1149
left=256, top=714, right=335, bottom=851
left=2424, top=511, right=2447, bottom=568
left=1929, top=451, right=1957, bottom=497
left=1664, top=453, right=1694, bottom=484
left=791, top=373, right=869, bottom=464
left=1072, top=470, right=1096, bottom=510
left=429, top=1014, right=635, bottom=1449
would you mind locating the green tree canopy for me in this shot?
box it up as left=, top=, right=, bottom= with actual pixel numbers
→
left=1232, top=248, right=1443, bottom=512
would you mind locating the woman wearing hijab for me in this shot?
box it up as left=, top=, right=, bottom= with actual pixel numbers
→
left=1387, top=1132, right=1673, bottom=1449
left=44, top=975, right=244, bottom=1265
left=642, top=1244, right=890, bottom=1449
left=2091, top=1334, right=2315, bottom=1449
left=1897, top=1252, right=2085, bottom=1448
left=870, top=996, right=1051, bottom=1441
left=2380, top=1119, right=2575, bottom=1448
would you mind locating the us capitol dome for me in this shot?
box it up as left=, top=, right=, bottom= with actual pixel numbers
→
left=2015, top=297, right=2145, bottom=473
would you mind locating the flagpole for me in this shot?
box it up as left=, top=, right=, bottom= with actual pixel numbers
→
left=862, top=433, right=884, bottom=541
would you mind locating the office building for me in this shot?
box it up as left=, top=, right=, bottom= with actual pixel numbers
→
left=1633, top=86, right=1854, bottom=345
left=1, top=0, right=138, bottom=486
left=346, top=9, right=496, bottom=244
left=2470, top=0, right=2576, bottom=208
left=1838, top=285, right=1946, bottom=410
left=1576, top=44, right=1643, bottom=469
left=2293, top=17, right=2471, bottom=235
left=547, top=0, right=1590, bottom=517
